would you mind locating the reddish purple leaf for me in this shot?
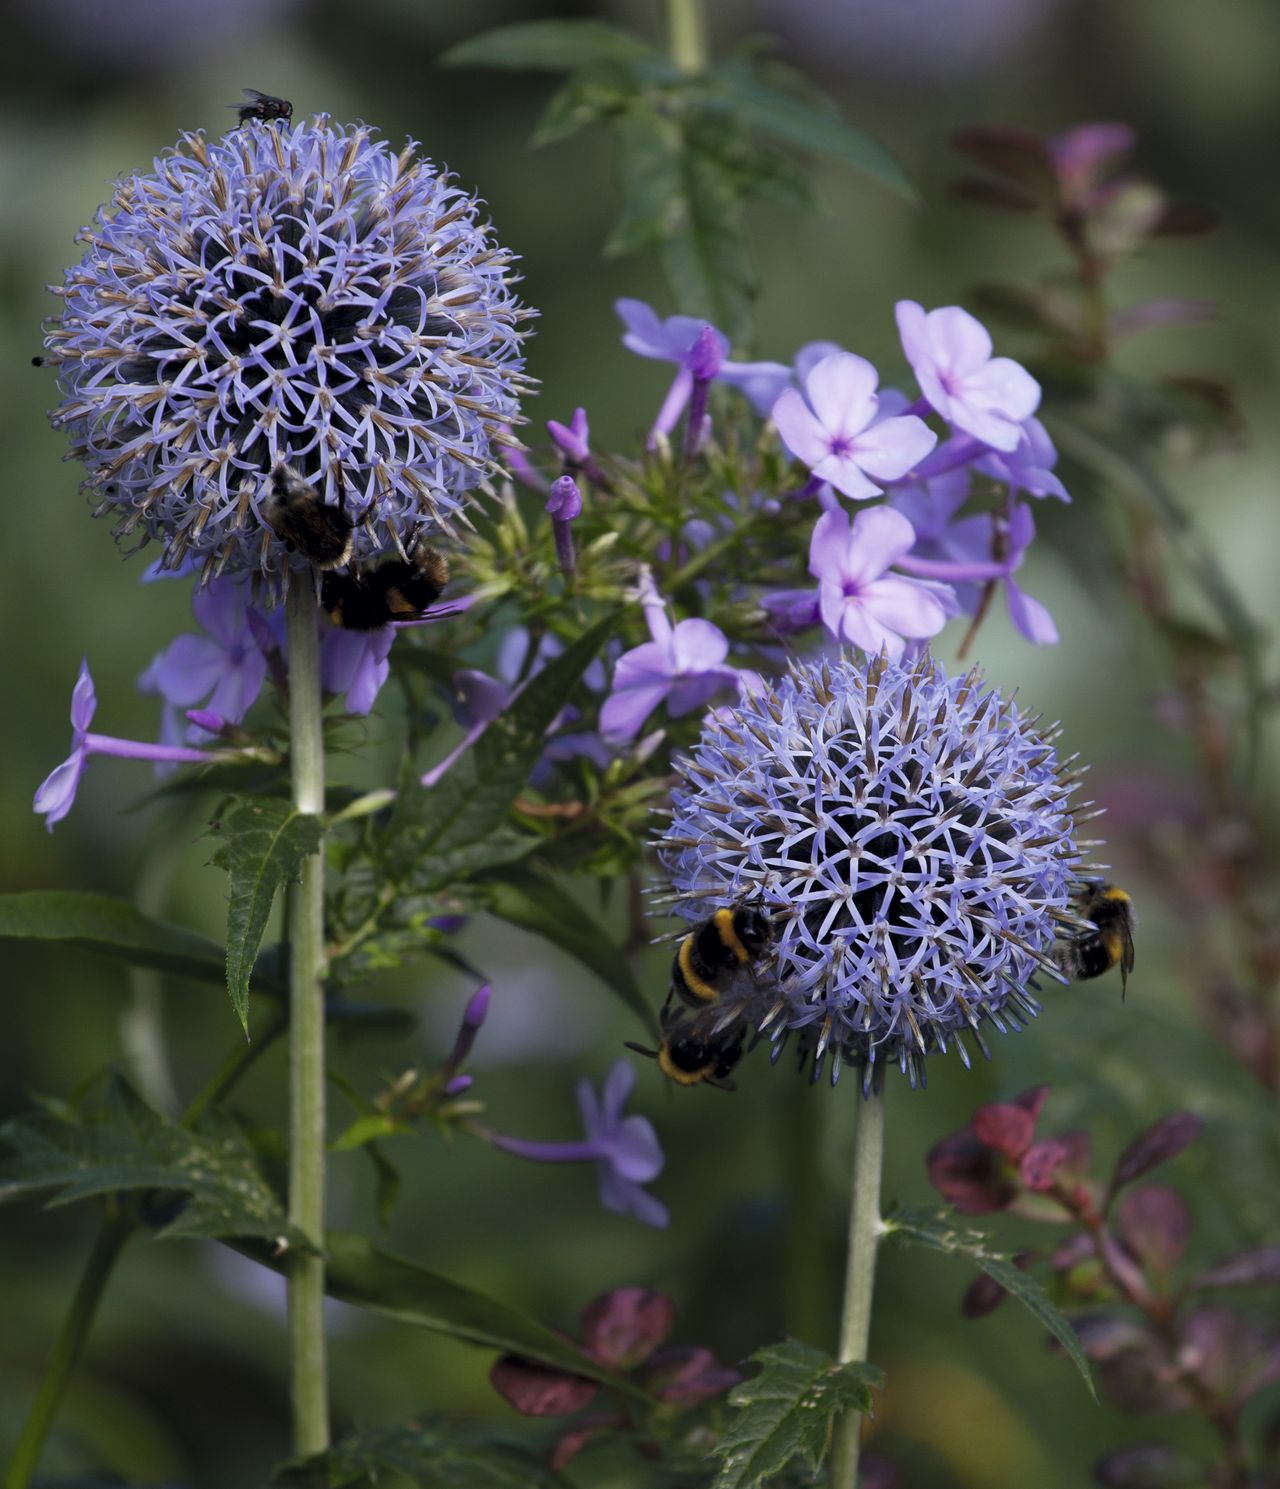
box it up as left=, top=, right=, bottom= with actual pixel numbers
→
left=1069, top=1314, right=1189, bottom=1414
left=1020, top=1139, right=1075, bottom=1191
left=1178, top=1305, right=1280, bottom=1406
left=951, top=126, right=1056, bottom=197
left=1152, top=201, right=1220, bottom=237
left=1194, top=1246, right=1280, bottom=1292
left=490, top=1355, right=599, bottom=1417
left=643, top=1344, right=742, bottom=1403
left=1111, top=1113, right=1203, bottom=1192
left=549, top=1414, right=621, bottom=1471
left=973, top=1101, right=1038, bottom=1159
left=926, top=1129, right=1019, bottom=1214
left=580, top=1287, right=675, bottom=1369
left=1115, top=1186, right=1191, bottom=1277
left=953, top=177, right=1040, bottom=212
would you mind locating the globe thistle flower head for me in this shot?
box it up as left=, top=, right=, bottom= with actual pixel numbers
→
left=40, top=114, right=532, bottom=587
left=659, top=651, right=1087, bottom=1090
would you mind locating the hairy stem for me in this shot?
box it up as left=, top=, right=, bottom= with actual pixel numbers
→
left=285, top=579, right=330, bottom=1457
left=3, top=1207, right=133, bottom=1489
left=829, top=1085, right=886, bottom=1489
left=665, top=0, right=707, bottom=73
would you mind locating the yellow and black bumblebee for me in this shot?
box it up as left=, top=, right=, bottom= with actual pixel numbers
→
left=1053, top=880, right=1136, bottom=997
left=320, top=545, right=450, bottom=631
left=627, top=1002, right=748, bottom=1091
left=262, top=464, right=354, bottom=571
left=670, top=905, right=773, bottom=1010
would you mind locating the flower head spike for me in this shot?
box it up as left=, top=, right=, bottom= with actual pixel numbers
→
left=896, top=300, right=1040, bottom=452
left=660, top=653, right=1085, bottom=1088
left=40, top=117, right=531, bottom=584
left=773, top=353, right=936, bottom=500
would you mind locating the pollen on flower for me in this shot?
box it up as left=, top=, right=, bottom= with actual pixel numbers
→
left=657, top=651, right=1088, bottom=1090
left=39, top=115, right=533, bottom=589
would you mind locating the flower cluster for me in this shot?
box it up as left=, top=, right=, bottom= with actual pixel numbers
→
left=929, top=1090, right=1280, bottom=1486
left=39, top=115, right=530, bottom=583
left=660, top=651, right=1084, bottom=1088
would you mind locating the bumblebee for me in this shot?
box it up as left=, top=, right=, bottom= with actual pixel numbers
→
left=262, top=465, right=354, bottom=570
left=626, top=1004, right=747, bottom=1091
left=236, top=89, right=294, bottom=125
left=1053, top=880, right=1136, bottom=997
left=320, top=545, right=450, bottom=631
left=670, top=905, right=773, bottom=1010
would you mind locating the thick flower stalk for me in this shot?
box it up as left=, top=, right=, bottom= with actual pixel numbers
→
left=39, top=115, right=530, bottom=583
left=660, top=651, right=1086, bottom=1089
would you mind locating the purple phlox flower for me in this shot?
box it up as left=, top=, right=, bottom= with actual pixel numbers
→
left=761, top=588, right=823, bottom=635
left=809, top=504, right=953, bottom=659
left=772, top=353, right=937, bottom=502
left=615, top=299, right=735, bottom=449
left=974, top=416, right=1070, bottom=501
left=35, top=660, right=210, bottom=830
left=422, top=669, right=512, bottom=787
left=484, top=1060, right=667, bottom=1228
left=896, top=300, right=1041, bottom=453
left=600, top=578, right=742, bottom=743
left=893, top=495, right=1057, bottom=645
left=547, top=406, right=591, bottom=465
left=320, top=626, right=395, bottom=716
left=140, top=579, right=268, bottom=738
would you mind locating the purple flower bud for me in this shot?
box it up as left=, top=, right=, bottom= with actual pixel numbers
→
left=185, top=709, right=229, bottom=735
left=686, top=324, right=724, bottom=381
left=642, top=1345, right=742, bottom=1404
left=443, top=984, right=491, bottom=1073
left=547, top=408, right=591, bottom=465
left=443, top=1075, right=474, bottom=1097
left=580, top=1288, right=674, bottom=1369
left=546, top=475, right=583, bottom=522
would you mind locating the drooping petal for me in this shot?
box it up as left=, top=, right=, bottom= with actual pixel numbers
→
left=69, top=659, right=97, bottom=734
left=597, top=1168, right=670, bottom=1228
left=1005, top=578, right=1059, bottom=645
left=33, top=752, right=86, bottom=829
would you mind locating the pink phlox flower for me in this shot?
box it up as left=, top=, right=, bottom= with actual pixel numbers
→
left=895, top=300, right=1041, bottom=453
left=577, top=1061, right=668, bottom=1228
left=808, top=504, right=953, bottom=659
left=772, top=352, right=937, bottom=502
left=600, top=579, right=742, bottom=743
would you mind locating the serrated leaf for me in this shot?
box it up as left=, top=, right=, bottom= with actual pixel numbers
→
left=715, top=62, right=917, bottom=203
left=239, top=1229, right=636, bottom=1390
left=440, top=20, right=658, bottom=72
left=272, top=1417, right=560, bottom=1489
left=885, top=1208, right=1096, bottom=1397
left=478, top=866, right=655, bottom=1033
left=712, top=1340, right=881, bottom=1489
left=210, top=797, right=325, bottom=1031
left=604, top=102, right=685, bottom=256
left=384, top=614, right=620, bottom=889
left=0, top=889, right=286, bottom=992
left=0, top=1078, right=299, bottom=1245
left=531, top=65, right=642, bottom=147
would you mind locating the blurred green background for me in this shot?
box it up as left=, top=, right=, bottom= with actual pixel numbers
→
left=2, top=1, right=1278, bottom=1485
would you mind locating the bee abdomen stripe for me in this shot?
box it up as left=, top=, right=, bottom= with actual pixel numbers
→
left=676, top=936, right=720, bottom=1001
left=713, top=907, right=751, bottom=963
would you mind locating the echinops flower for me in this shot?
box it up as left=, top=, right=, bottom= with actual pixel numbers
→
left=659, top=652, right=1086, bottom=1089
left=39, top=114, right=531, bottom=586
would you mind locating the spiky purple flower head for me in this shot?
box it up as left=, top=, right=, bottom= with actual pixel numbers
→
left=39, top=114, right=531, bottom=587
left=659, top=652, right=1086, bottom=1089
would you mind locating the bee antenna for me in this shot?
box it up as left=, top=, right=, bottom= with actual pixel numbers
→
left=623, top=1040, right=658, bottom=1060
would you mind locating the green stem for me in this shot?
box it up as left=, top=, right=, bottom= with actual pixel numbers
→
left=665, top=0, right=707, bottom=73
left=285, top=579, right=330, bottom=1457
left=829, top=1085, right=886, bottom=1489
left=3, top=1208, right=134, bottom=1489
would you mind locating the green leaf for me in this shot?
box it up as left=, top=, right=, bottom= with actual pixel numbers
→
left=531, top=65, right=640, bottom=147
left=715, top=62, right=917, bottom=204
left=0, top=1078, right=299, bottom=1245
left=604, top=102, right=685, bottom=256
left=384, top=613, right=621, bottom=890
left=210, top=797, right=325, bottom=1031
left=440, top=19, right=658, bottom=72
left=241, top=1229, right=633, bottom=1388
left=884, top=1208, right=1096, bottom=1397
left=272, top=1417, right=560, bottom=1489
left=712, top=1340, right=882, bottom=1489
left=478, top=866, right=655, bottom=1033
left=0, top=889, right=279, bottom=991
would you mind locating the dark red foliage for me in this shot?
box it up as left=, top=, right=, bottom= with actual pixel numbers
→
left=1111, top=1113, right=1203, bottom=1192
left=580, top=1287, right=675, bottom=1370
left=489, top=1355, right=599, bottom=1418
left=926, top=1127, right=1019, bottom=1214
left=1114, top=1186, right=1192, bottom=1279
